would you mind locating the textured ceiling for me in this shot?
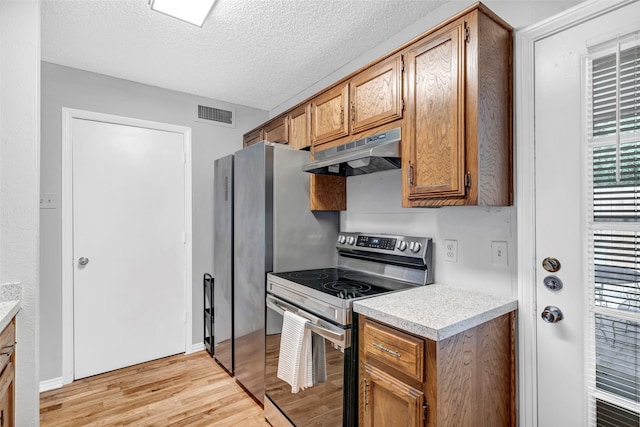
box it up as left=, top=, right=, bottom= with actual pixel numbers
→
left=41, top=0, right=453, bottom=111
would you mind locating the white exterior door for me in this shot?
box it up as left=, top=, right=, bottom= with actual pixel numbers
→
left=532, top=1, right=639, bottom=426
left=72, top=118, right=187, bottom=379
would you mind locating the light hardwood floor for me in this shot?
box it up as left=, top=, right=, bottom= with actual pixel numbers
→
left=40, top=351, right=270, bottom=426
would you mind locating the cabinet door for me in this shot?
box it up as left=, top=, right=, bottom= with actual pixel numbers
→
left=404, top=20, right=467, bottom=202
left=311, top=83, right=349, bottom=145
left=288, top=104, right=311, bottom=150
left=0, top=364, right=14, bottom=427
left=361, top=364, right=424, bottom=427
left=243, top=128, right=263, bottom=148
left=264, top=116, right=289, bottom=144
left=350, top=54, right=403, bottom=134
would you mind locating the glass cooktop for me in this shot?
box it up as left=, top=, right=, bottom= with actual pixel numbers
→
left=271, top=267, right=416, bottom=300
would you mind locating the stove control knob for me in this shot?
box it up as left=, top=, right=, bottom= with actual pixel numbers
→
left=338, top=235, right=346, bottom=244
left=397, top=241, right=408, bottom=251
left=410, top=242, right=422, bottom=253
left=347, top=236, right=356, bottom=245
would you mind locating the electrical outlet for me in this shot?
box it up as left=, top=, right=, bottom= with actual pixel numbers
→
left=444, top=239, right=458, bottom=262
left=491, top=241, right=508, bottom=266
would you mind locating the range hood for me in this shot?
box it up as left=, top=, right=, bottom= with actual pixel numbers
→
left=302, top=128, right=401, bottom=176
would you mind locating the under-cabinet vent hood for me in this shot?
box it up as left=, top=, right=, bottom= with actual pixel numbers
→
left=302, top=128, right=401, bottom=176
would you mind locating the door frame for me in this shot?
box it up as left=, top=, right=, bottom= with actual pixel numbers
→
left=515, top=1, right=637, bottom=425
left=60, top=108, right=193, bottom=384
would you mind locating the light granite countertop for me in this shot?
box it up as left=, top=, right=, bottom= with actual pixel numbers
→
left=353, top=284, right=517, bottom=341
left=0, top=283, right=21, bottom=333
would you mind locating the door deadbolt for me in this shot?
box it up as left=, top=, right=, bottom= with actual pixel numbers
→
left=543, top=275, right=563, bottom=292
left=78, top=257, right=89, bottom=266
left=542, top=257, right=561, bottom=272
left=541, top=306, right=563, bottom=323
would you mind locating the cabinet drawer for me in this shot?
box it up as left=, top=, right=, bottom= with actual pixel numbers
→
left=361, top=318, right=424, bottom=382
left=0, top=322, right=15, bottom=376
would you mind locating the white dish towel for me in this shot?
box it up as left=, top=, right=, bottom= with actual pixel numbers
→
left=277, top=310, right=313, bottom=393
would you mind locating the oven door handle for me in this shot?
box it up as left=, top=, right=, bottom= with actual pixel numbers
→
left=266, top=295, right=346, bottom=345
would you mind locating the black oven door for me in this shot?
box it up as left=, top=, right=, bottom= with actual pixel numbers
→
left=265, top=294, right=354, bottom=427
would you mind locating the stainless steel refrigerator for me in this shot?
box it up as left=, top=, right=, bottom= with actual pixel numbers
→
left=213, top=142, right=338, bottom=403
left=213, top=154, right=234, bottom=374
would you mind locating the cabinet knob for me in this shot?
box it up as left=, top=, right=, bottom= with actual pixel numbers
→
left=78, top=257, right=89, bottom=266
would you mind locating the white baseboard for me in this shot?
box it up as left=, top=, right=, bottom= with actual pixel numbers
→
left=40, top=376, right=64, bottom=393
left=190, top=342, right=205, bottom=353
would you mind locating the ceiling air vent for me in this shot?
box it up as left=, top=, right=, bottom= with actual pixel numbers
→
left=196, top=104, right=235, bottom=128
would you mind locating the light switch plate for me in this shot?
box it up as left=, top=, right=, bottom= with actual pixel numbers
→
left=491, top=241, right=508, bottom=266
left=40, top=193, right=57, bottom=209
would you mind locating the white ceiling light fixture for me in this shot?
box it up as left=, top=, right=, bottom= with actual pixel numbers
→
left=149, top=0, right=216, bottom=27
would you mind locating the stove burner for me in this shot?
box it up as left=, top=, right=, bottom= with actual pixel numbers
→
left=323, top=280, right=372, bottom=293
left=290, top=271, right=330, bottom=281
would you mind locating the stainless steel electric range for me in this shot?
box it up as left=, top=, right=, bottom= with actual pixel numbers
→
left=265, top=232, right=433, bottom=427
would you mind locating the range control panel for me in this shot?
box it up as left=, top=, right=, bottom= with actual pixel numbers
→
left=336, top=232, right=432, bottom=257
left=356, top=235, right=396, bottom=251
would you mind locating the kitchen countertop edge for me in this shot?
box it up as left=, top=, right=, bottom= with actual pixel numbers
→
left=0, top=282, right=22, bottom=332
left=353, top=284, right=517, bottom=341
left=0, top=300, right=20, bottom=333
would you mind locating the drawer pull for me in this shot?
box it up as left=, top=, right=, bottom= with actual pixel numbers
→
left=373, top=342, right=401, bottom=358
left=1, top=343, right=15, bottom=357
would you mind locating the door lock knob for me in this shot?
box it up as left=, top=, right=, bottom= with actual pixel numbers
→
left=541, top=306, right=563, bottom=323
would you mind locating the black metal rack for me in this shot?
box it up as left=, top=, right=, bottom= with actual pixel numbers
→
left=203, top=273, right=214, bottom=357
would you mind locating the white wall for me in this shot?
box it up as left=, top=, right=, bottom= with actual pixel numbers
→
left=40, top=62, right=268, bottom=382
left=344, top=171, right=516, bottom=296
left=0, top=0, right=41, bottom=425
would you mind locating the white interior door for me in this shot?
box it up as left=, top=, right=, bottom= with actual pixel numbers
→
left=534, top=2, right=639, bottom=425
left=72, top=118, right=186, bottom=379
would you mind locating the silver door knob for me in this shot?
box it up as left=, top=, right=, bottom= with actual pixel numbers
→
left=78, top=257, right=89, bottom=266
left=541, top=306, right=563, bottom=323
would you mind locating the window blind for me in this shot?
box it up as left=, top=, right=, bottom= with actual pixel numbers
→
left=587, top=33, right=640, bottom=426
left=592, top=46, right=640, bottom=138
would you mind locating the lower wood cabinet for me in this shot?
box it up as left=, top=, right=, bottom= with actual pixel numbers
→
left=362, top=364, right=425, bottom=427
left=0, top=364, right=14, bottom=427
left=359, top=313, right=515, bottom=427
left=0, top=319, right=15, bottom=427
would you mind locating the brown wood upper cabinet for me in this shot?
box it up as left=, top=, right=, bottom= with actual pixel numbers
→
left=402, top=7, right=512, bottom=207
left=312, top=53, right=404, bottom=146
left=242, top=127, right=263, bottom=148
left=242, top=3, right=512, bottom=210
left=288, top=104, right=311, bottom=150
left=263, top=115, right=289, bottom=145
left=349, top=54, right=404, bottom=135
left=311, top=83, right=349, bottom=145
